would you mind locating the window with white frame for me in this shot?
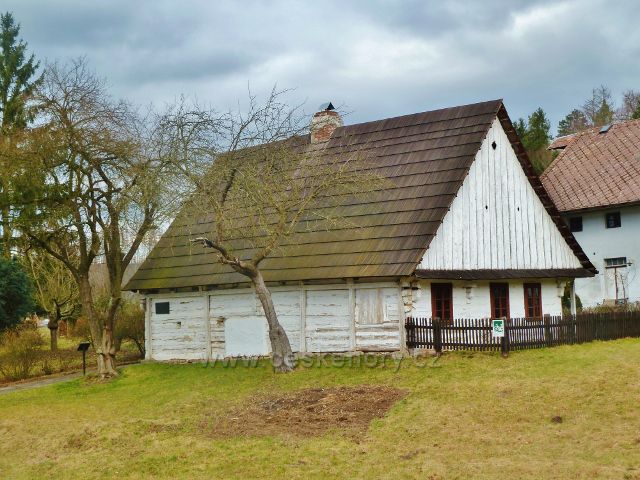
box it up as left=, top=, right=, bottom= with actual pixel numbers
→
left=605, top=257, right=627, bottom=268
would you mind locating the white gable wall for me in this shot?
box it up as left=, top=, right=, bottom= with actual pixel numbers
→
left=420, top=118, right=582, bottom=271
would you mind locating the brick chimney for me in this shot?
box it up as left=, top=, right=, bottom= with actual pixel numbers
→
left=310, top=102, right=342, bottom=143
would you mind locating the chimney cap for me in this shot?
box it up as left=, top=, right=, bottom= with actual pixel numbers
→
left=318, top=102, right=335, bottom=112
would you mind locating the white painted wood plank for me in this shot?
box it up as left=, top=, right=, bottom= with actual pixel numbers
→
left=420, top=119, right=583, bottom=271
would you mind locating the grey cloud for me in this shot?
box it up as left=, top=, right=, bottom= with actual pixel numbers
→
left=2, top=0, right=640, bottom=134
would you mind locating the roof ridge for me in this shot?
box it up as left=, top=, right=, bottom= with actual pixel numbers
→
left=334, top=99, right=503, bottom=134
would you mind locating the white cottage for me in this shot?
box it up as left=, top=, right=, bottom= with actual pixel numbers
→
left=542, top=120, right=640, bottom=307
left=125, top=100, right=595, bottom=361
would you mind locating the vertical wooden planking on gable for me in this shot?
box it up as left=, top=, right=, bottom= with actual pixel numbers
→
left=518, top=141, right=530, bottom=269
left=420, top=118, right=583, bottom=271
left=469, top=143, right=480, bottom=269
left=526, top=165, right=539, bottom=269
left=541, top=198, right=551, bottom=268
left=489, top=124, right=499, bottom=269
left=480, top=132, right=489, bottom=268
left=445, top=190, right=453, bottom=269
left=452, top=176, right=462, bottom=268
left=463, top=160, right=472, bottom=270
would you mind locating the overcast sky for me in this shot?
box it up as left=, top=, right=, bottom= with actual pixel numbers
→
left=5, top=0, right=640, bottom=134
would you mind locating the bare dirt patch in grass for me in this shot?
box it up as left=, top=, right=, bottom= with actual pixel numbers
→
left=200, top=385, right=407, bottom=438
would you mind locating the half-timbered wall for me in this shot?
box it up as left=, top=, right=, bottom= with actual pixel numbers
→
left=145, top=283, right=404, bottom=361
left=148, top=296, right=209, bottom=361
left=420, top=118, right=582, bottom=271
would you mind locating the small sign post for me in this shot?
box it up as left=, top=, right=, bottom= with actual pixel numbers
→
left=491, top=319, right=505, bottom=338
left=77, top=342, right=91, bottom=375
left=492, top=318, right=508, bottom=357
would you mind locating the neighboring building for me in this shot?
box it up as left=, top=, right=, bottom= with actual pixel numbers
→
left=542, top=120, right=640, bottom=307
left=125, top=100, right=594, bottom=361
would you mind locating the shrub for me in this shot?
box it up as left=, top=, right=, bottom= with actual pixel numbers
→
left=0, top=258, right=34, bottom=331
left=68, top=316, right=92, bottom=342
left=115, top=299, right=145, bottom=357
left=582, top=301, right=640, bottom=314
left=0, top=327, right=44, bottom=381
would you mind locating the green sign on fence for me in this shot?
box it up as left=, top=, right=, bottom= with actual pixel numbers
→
left=492, top=319, right=505, bottom=337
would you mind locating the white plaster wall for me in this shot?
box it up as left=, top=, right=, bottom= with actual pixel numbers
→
left=409, top=279, right=563, bottom=319
left=568, top=206, right=640, bottom=307
left=420, top=119, right=582, bottom=271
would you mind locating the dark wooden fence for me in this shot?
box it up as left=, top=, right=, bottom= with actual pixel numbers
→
left=405, top=312, right=640, bottom=354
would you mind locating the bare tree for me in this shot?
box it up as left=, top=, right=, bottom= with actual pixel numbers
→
left=12, top=59, right=177, bottom=376
left=165, top=91, right=383, bottom=372
left=582, top=85, right=615, bottom=127
left=24, top=250, right=79, bottom=351
left=617, top=90, right=640, bottom=121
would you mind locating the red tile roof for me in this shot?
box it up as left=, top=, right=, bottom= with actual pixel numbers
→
left=541, top=120, right=640, bottom=212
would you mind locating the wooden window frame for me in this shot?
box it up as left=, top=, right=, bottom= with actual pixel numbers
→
left=489, top=283, right=510, bottom=319
left=605, top=211, right=621, bottom=229
left=431, top=283, right=453, bottom=323
left=523, top=283, right=543, bottom=320
left=569, top=216, right=583, bottom=232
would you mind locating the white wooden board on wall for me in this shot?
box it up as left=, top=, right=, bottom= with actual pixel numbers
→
left=420, top=118, right=583, bottom=271
left=150, top=296, right=207, bottom=361
left=354, top=287, right=401, bottom=351
left=224, top=316, right=269, bottom=356
left=209, top=291, right=269, bottom=357
left=305, top=289, right=351, bottom=352
left=272, top=290, right=302, bottom=352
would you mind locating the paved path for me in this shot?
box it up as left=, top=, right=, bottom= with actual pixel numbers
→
left=0, top=362, right=140, bottom=395
left=0, top=372, right=83, bottom=395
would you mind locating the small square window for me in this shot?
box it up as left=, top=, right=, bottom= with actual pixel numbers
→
left=605, top=212, right=621, bottom=228
left=155, top=301, right=170, bottom=314
left=569, top=217, right=583, bottom=232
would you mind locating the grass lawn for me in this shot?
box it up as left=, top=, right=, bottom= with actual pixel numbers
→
left=0, top=328, right=142, bottom=384
left=1, top=340, right=640, bottom=479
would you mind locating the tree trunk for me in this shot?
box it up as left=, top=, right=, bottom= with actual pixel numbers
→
left=78, top=273, right=118, bottom=378
left=48, top=312, right=59, bottom=352
left=100, top=324, right=118, bottom=377
left=251, top=269, right=294, bottom=372
left=100, top=293, right=122, bottom=378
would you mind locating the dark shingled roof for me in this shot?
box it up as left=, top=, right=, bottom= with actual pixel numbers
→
left=126, top=100, right=594, bottom=291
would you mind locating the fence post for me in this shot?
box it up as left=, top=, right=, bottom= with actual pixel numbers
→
left=433, top=318, right=442, bottom=355
left=501, top=318, right=509, bottom=357
left=544, top=314, right=552, bottom=347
